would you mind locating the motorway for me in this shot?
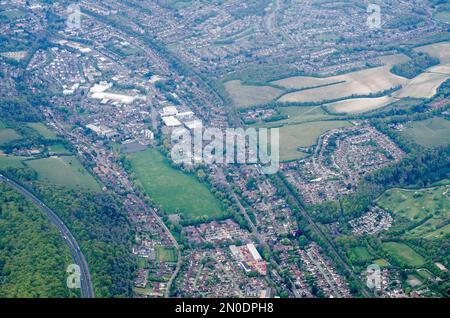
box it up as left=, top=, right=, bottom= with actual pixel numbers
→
left=0, top=174, right=95, bottom=298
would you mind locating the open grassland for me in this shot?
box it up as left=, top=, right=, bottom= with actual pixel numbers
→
left=278, top=120, right=352, bottom=161
left=0, top=155, right=26, bottom=169
left=349, top=246, right=372, bottom=262
left=26, top=122, right=58, bottom=139
left=224, top=80, right=283, bottom=108
left=325, top=96, right=394, bottom=114
left=25, top=156, right=100, bottom=191
left=256, top=106, right=340, bottom=128
left=129, top=149, right=225, bottom=221
left=47, top=144, right=72, bottom=155
left=0, top=128, right=21, bottom=145
left=382, top=242, right=425, bottom=267
left=400, top=117, right=450, bottom=148
left=377, top=185, right=449, bottom=239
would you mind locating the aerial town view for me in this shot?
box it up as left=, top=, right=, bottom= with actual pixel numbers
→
left=0, top=0, right=449, bottom=309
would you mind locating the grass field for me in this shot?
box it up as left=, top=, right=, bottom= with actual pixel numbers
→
left=374, top=258, right=390, bottom=267
left=129, top=149, right=225, bottom=221
left=278, top=120, right=352, bottom=161
left=382, top=242, right=425, bottom=267
left=349, top=246, right=372, bottom=262
left=0, top=155, right=26, bottom=169
left=224, top=80, right=283, bottom=108
left=47, top=144, right=72, bottom=155
left=377, top=185, right=449, bottom=239
left=25, top=156, right=100, bottom=191
left=0, top=128, right=21, bottom=145
left=325, top=96, right=394, bottom=114
left=257, top=106, right=340, bottom=128
left=27, top=122, right=58, bottom=139
left=155, top=246, right=177, bottom=263
left=400, top=117, right=450, bottom=148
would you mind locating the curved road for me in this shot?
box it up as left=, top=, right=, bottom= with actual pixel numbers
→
left=0, top=174, right=95, bottom=298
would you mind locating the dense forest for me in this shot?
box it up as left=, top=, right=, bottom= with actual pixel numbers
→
left=1, top=168, right=136, bottom=297
left=0, top=183, right=74, bottom=298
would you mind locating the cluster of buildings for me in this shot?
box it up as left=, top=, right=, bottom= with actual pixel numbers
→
left=73, top=0, right=448, bottom=78
left=230, top=243, right=267, bottom=276
left=175, top=248, right=270, bottom=298
left=183, top=219, right=250, bottom=246
left=349, top=207, right=393, bottom=236
left=299, top=243, right=352, bottom=298
left=283, top=125, right=405, bottom=205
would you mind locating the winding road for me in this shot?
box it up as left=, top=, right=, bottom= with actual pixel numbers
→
left=0, top=174, right=95, bottom=298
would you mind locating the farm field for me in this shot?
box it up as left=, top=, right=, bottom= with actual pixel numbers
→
left=224, top=80, right=283, bottom=108
left=394, top=71, right=449, bottom=99
left=26, top=122, right=58, bottom=139
left=325, top=96, right=394, bottom=114
left=278, top=120, right=352, bottom=161
left=129, top=148, right=225, bottom=221
left=400, top=117, right=450, bottom=148
left=382, top=242, right=425, bottom=267
left=25, top=156, right=100, bottom=191
left=272, top=75, right=341, bottom=90
left=0, top=128, right=21, bottom=145
left=415, top=41, right=450, bottom=64
left=377, top=185, right=449, bottom=239
left=225, top=44, right=450, bottom=107
left=277, top=54, right=409, bottom=103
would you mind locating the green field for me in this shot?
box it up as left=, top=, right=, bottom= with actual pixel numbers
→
left=0, top=128, right=21, bottom=145
left=155, top=246, right=177, bottom=263
left=129, top=149, right=225, bottom=221
left=377, top=185, right=449, bottom=239
left=0, top=155, right=26, bottom=169
left=349, top=246, right=372, bottom=262
left=373, top=258, right=390, bottom=267
left=382, top=242, right=426, bottom=267
left=224, top=80, right=284, bottom=108
left=400, top=117, right=450, bottom=148
left=257, top=106, right=340, bottom=128
left=47, top=144, right=72, bottom=155
left=27, top=122, right=58, bottom=139
left=278, top=120, right=352, bottom=161
left=25, top=156, right=100, bottom=191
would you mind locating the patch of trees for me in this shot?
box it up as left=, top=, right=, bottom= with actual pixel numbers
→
left=391, top=52, right=440, bottom=79
left=1, top=169, right=136, bottom=298
left=0, top=183, right=76, bottom=298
